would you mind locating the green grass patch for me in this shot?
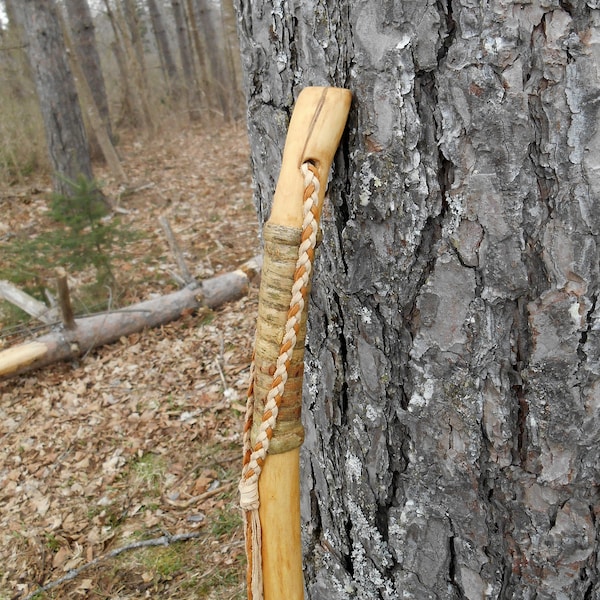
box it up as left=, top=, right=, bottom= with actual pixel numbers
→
left=140, top=544, right=185, bottom=580
left=44, top=533, right=61, bottom=552
left=210, top=507, right=243, bottom=538
left=132, top=452, right=167, bottom=496
left=192, top=561, right=245, bottom=597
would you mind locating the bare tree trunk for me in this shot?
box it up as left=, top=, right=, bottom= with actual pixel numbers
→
left=63, top=0, right=114, bottom=147
left=1, top=0, right=32, bottom=103
left=13, top=0, right=93, bottom=198
left=121, top=0, right=149, bottom=86
left=236, top=2, right=600, bottom=599
left=60, top=14, right=126, bottom=182
left=102, top=0, right=153, bottom=131
left=219, top=0, right=243, bottom=120
left=0, top=0, right=41, bottom=184
left=101, top=0, right=140, bottom=126
left=194, top=0, right=231, bottom=120
left=114, top=0, right=154, bottom=131
left=184, top=0, right=212, bottom=113
left=146, top=0, right=179, bottom=96
left=171, top=0, right=201, bottom=120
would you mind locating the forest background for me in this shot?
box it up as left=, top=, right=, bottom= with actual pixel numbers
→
left=0, top=1, right=256, bottom=598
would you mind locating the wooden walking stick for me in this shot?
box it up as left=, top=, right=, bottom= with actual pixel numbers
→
left=239, top=87, right=351, bottom=600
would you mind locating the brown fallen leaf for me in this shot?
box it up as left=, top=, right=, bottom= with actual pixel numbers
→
left=33, top=495, right=51, bottom=517
left=52, top=546, right=70, bottom=569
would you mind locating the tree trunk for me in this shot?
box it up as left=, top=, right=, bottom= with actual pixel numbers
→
left=59, top=1, right=124, bottom=180
left=193, top=0, right=231, bottom=120
left=102, top=0, right=153, bottom=131
left=171, top=0, right=201, bottom=120
left=235, top=2, right=600, bottom=599
left=121, top=0, right=149, bottom=87
left=183, top=0, right=212, bottom=112
left=63, top=0, right=114, bottom=147
left=102, top=0, right=138, bottom=125
left=61, top=20, right=126, bottom=183
left=219, top=0, right=243, bottom=120
left=114, top=0, right=154, bottom=130
left=146, top=0, right=179, bottom=96
left=1, top=0, right=33, bottom=106
left=13, top=0, right=93, bottom=198
left=0, top=0, right=40, bottom=184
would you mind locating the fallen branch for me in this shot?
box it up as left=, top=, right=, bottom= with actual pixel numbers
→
left=0, top=256, right=261, bottom=379
left=21, top=531, right=203, bottom=600
left=0, top=280, right=59, bottom=324
left=159, top=215, right=194, bottom=285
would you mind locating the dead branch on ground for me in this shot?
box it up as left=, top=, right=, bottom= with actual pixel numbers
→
left=22, top=531, right=203, bottom=600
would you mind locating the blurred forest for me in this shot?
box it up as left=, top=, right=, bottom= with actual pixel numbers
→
left=0, top=0, right=244, bottom=185
left=0, top=3, right=256, bottom=598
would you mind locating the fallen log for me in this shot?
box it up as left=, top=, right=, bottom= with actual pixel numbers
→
left=0, top=257, right=261, bottom=380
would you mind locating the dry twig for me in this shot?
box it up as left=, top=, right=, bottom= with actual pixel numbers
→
left=20, top=531, right=203, bottom=600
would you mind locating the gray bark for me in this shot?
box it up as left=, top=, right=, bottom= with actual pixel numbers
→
left=171, top=0, right=201, bottom=119
left=1, top=0, right=32, bottom=103
left=220, top=0, right=244, bottom=120
left=13, top=0, right=93, bottom=198
left=184, top=0, right=212, bottom=111
left=102, top=0, right=153, bottom=130
left=235, top=1, right=600, bottom=599
left=146, top=0, right=179, bottom=93
left=121, top=0, right=149, bottom=84
left=63, top=0, right=114, bottom=145
left=101, top=0, right=136, bottom=123
left=193, top=0, right=233, bottom=120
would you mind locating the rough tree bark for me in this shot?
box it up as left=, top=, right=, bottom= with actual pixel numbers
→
left=184, top=0, right=213, bottom=111
left=2, top=0, right=32, bottom=104
left=171, top=0, right=201, bottom=120
left=219, top=0, right=244, bottom=120
left=235, top=2, right=600, bottom=599
left=121, top=0, right=149, bottom=87
left=63, top=0, right=114, bottom=146
left=193, top=0, right=232, bottom=120
left=13, top=0, right=93, bottom=198
left=146, top=0, right=180, bottom=95
left=101, top=0, right=138, bottom=125
left=102, top=0, right=153, bottom=130
left=115, top=0, right=154, bottom=130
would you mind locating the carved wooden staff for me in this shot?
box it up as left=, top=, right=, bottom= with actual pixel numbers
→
left=239, top=87, right=351, bottom=600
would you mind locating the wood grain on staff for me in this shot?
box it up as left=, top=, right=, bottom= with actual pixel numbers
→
left=255, top=86, right=351, bottom=600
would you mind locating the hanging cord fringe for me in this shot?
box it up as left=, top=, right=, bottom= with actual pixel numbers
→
left=239, top=162, right=321, bottom=600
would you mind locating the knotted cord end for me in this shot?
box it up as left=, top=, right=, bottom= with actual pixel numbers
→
left=239, top=477, right=260, bottom=512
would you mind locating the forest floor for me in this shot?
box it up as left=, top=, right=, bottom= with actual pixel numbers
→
left=0, top=123, right=259, bottom=599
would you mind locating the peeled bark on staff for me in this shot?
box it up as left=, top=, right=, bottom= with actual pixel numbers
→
left=240, top=87, right=351, bottom=600
left=0, top=258, right=260, bottom=379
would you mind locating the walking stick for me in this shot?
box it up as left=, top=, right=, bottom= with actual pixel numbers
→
left=239, top=87, right=351, bottom=600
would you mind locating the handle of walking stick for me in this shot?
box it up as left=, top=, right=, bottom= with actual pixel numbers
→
left=251, top=86, right=352, bottom=454
left=248, top=86, right=351, bottom=600
left=270, top=86, right=352, bottom=229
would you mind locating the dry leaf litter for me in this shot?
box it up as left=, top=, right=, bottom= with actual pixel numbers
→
left=0, top=125, right=259, bottom=599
